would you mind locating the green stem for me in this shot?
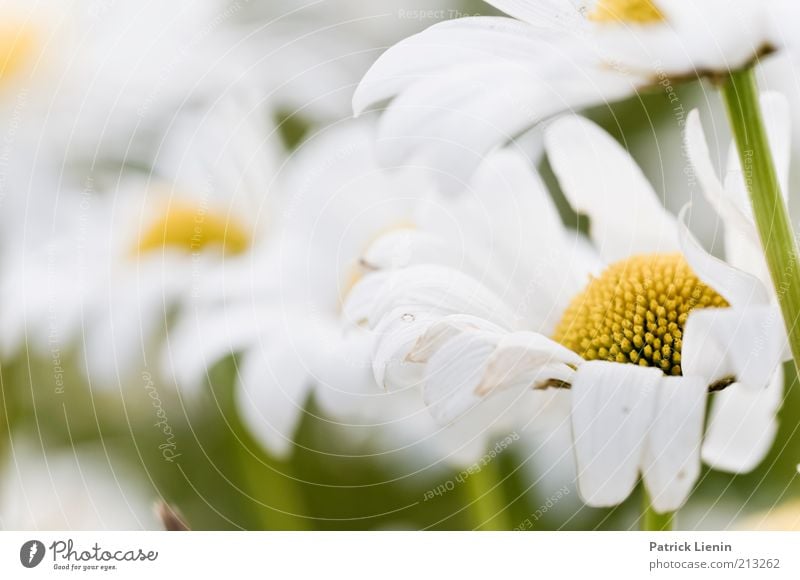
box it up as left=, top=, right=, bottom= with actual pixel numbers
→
left=463, top=459, right=510, bottom=530
left=643, top=492, right=674, bottom=531
left=721, top=67, right=800, bottom=374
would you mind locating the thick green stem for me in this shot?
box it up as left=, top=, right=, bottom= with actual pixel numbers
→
left=721, top=67, right=800, bottom=374
left=643, top=492, right=674, bottom=531
left=463, top=459, right=510, bottom=530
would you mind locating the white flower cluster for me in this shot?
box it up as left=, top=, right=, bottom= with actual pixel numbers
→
left=2, top=0, right=799, bottom=529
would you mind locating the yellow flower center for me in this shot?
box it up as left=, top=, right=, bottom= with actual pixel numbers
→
left=135, top=201, right=251, bottom=257
left=553, top=253, right=728, bottom=375
left=0, top=24, right=37, bottom=84
left=589, top=0, right=665, bottom=24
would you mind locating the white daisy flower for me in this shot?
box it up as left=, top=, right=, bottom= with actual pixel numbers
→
left=353, top=0, right=797, bottom=187
left=162, top=118, right=547, bottom=465
left=0, top=95, right=283, bottom=386
left=345, top=111, right=790, bottom=513
left=0, top=0, right=291, bottom=245
left=0, top=442, right=157, bottom=530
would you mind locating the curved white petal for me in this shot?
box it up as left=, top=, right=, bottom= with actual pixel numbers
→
left=682, top=304, right=788, bottom=391
left=478, top=331, right=582, bottom=395
left=361, top=264, right=517, bottom=331
left=342, top=270, right=394, bottom=328
left=724, top=92, right=792, bottom=208
left=571, top=361, right=661, bottom=508
left=720, top=92, right=791, bottom=283
left=440, top=147, right=592, bottom=328
left=545, top=115, right=679, bottom=262
left=641, top=375, right=706, bottom=514
left=702, top=368, right=783, bottom=473
left=677, top=207, right=770, bottom=308
left=362, top=229, right=461, bottom=272
left=353, top=17, right=566, bottom=114
left=408, top=314, right=507, bottom=364
left=684, top=108, right=757, bottom=244
left=162, top=305, right=264, bottom=394
left=485, top=0, right=588, bottom=28
left=423, top=330, right=501, bottom=424
left=372, top=59, right=635, bottom=191
left=412, top=323, right=579, bottom=424
left=235, top=343, right=312, bottom=459
left=371, top=308, right=438, bottom=391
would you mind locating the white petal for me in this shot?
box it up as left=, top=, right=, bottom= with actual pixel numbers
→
left=423, top=330, right=501, bottom=423
left=684, top=108, right=757, bottom=244
left=441, top=147, right=592, bottom=329
left=724, top=93, right=791, bottom=207
left=485, top=0, right=587, bottom=27
left=162, top=305, right=263, bottom=394
left=373, top=60, right=635, bottom=191
left=408, top=314, right=507, bottom=364
left=361, top=229, right=461, bottom=272
left=235, top=343, right=312, bottom=459
left=682, top=304, right=788, bottom=392
left=478, top=331, right=583, bottom=395
left=353, top=17, right=564, bottom=114
left=677, top=206, right=770, bottom=308
left=702, top=368, right=783, bottom=473
left=342, top=270, right=394, bottom=328
left=571, top=361, right=660, bottom=508
left=371, top=308, right=437, bottom=391
left=641, top=376, right=706, bottom=514
left=545, top=115, right=679, bottom=262
left=361, top=265, right=517, bottom=330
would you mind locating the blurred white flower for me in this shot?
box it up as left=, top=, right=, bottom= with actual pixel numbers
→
left=162, top=118, right=544, bottom=466
left=0, top=442, right=157, bottom=530
left=0, top=95, right=283, bottom=385
left=230, top=0, right=463, bottom=120
left=346, top=111, right=790, bottom=513
left=353, top=0, right=797, bottom=187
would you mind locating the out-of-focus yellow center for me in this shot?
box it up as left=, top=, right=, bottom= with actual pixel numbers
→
left=553, top=253, right=728, bottom=375
left=0, top=24, right=37, bottom=84
left=589, top=0, right=664, bottom=24
left=135, top=201, right=251, bottom=257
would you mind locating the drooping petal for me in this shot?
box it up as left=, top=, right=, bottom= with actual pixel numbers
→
left=353, top=17, right=566, bottom=114
left=571, top=361, right=661, bottom=508
left=161, top=303, right=267, bottom=394
left=676, top=206, right=770, bottom=308
left=641, top=375, right=706, bottom=514
left=412, top=319, right=580, bottom=423
left=423, top=330, right=502, bottom=423
left=235, top=342, right=313, bottom=459
left=478, top=331, right=582, bottom=395
left=356, top=264, right=517, bottom=331
left=545, top=115, right=679, bottom=262
left=702, top=368, right=783, bottom=473
left=682, top=304, right=788, bottom=392
left=370, top=308, right=439, bottom=391
left=408, top=314, right=507, bottom=363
